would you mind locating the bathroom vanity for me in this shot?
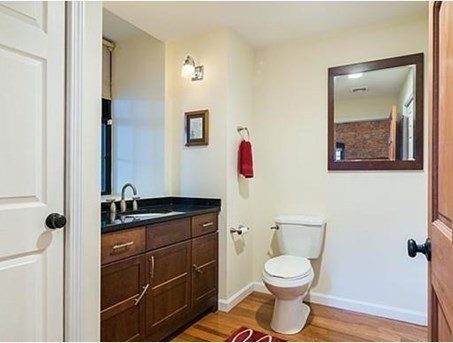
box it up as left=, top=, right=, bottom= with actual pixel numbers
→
left=100, top=197, right=220, bottom=342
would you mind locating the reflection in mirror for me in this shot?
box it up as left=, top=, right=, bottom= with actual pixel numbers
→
left=101, top=9, right=166, bottom=197
left=334, top=65, right=415, bottom=162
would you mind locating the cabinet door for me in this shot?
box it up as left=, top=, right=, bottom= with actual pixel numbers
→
left=101, top=255, right=148, bottom=342
left=192, top=232, right=218, bottom=313
left=145, top=241, right=191, bottom=339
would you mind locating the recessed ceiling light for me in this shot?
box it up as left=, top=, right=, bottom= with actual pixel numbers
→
left=348, top=73, right=363, bottom=79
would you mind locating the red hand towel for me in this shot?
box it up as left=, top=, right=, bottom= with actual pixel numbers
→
left=238, top=140, right=254, bottom=178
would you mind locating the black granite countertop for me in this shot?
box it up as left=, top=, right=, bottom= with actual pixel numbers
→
left=101, top=197, right=221, bottom=234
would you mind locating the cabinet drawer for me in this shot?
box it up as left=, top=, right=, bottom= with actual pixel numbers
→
left=191, top=213, right=218, bottom=237
left=102, top=227, right=146, bottom=265
left=146, top=218, right=191, bottom=250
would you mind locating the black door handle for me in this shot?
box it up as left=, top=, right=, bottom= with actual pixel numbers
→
left=46, top=213, right=67, bottom=229
left=407, top=238, right=431, bottom=261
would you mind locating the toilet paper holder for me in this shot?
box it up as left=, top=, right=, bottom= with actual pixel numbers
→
left=230, top=225, right=250, bottom=235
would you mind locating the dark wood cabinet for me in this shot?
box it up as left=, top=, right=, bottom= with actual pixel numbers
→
left=145, top=241, right=191, bottom=339
left=146, top=218, right=191, bottom=250
left=191, top=212, right=218, bottom=237
left=101, top=226, right=146, bottom=265
left=192, top=232, right=218, bottom=313
left=101, top=212, right=219, bottom=342
left=101, top=255, right=147, bottom=342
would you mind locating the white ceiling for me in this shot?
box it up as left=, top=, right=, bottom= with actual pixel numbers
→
left=334, top=65, right=413, bottom=100
left=103, top=9, right=144, bottom=42
left=103, top=1, right=427, bottom=47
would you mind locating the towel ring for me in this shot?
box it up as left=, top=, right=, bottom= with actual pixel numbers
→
left=237, top=126, right=250, bottom=141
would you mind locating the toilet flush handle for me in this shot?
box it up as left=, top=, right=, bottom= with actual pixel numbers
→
left=270, top=225, right=279, bottom=230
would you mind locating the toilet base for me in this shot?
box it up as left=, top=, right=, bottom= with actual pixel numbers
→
left=270, top=297, right=310, bottom=334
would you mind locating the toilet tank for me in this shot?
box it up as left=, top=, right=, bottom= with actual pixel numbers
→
left=275, top=215, right=326, bottom=259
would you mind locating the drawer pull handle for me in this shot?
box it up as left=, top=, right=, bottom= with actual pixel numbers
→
left=193, top=264, right=203, bottom=274
left=134, top=284, right=149, bottom=305
left=202, top=222, right=214, bottom=228
left=112, top=241, right=134, bottom=250
left=149, top=255, right=155, bottom=279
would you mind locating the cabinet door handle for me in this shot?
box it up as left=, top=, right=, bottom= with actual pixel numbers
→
left=193, top=264, right=203, bottom=274
left=202, top=222, right=214, bottom=228
left=112, top=241, right=134, bottom=250
left=149, top=255, right=155, bottom=279
left=134, top=284, right=149, bottom=305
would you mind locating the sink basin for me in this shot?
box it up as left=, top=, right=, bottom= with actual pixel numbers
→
left=124, top=211, right=185, bottom=219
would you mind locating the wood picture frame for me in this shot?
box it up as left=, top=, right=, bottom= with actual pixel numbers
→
left=328, top=53, right=424, bottom=171
left=185, top=110, right=209, bottom=146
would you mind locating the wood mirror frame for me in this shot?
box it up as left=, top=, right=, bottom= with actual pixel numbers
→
left=328, top=53, right=424, bottom=171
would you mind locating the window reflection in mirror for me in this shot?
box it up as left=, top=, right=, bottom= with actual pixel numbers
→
left=334, top=65, right=415, bottom=162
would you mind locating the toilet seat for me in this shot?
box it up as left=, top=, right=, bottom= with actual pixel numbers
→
left=262, top=255, right=313, bottom=287
left=265, top=255, right=311, bottom=279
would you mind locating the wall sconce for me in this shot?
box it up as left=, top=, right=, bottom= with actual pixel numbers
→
left=181, top=55, right=204, bottom=81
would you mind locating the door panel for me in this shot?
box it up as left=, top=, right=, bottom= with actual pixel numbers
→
left=101, top=255, right=147, bottom=342
left=429, top=2, right=453, bottom=341
left=0, top=2, right=64, bottom=341
left=192, top=233, right=218, bottom=309
left=146, top=241, right=191, bottom=337
left=0, top=2, right=46, bottom=30
left=437, top=300, right=453, bottom=341
left=0, top=255, right=44, bottom=340
left=437, top=2, right=453, bottom=227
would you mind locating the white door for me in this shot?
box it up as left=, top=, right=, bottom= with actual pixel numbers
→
left=0, top=2, right=65, bottom=341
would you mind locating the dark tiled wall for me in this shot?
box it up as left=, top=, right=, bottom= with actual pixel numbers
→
left=335, top=119, right=390, bottom=160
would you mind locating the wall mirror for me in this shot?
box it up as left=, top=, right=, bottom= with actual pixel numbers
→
left=328, top=53, right=424, bottom=170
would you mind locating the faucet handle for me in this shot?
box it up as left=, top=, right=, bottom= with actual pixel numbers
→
left=120, top=199, right=127, bottom=213
left=132, top=196, right=140, bottom=211
left=106, top=197, right=117, bottom=214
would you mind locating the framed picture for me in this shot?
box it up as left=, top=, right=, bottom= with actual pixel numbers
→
left=185, top=109, right=209, bottom=146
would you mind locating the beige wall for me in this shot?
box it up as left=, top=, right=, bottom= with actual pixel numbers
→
left=166, top=29, right=229, bottom=298
left=165, top=29, right=255, bottom=299
left=398, top=67, right=415, bottom=113
left=225, top=32, right=255, bottom=297
left=251, top=17, right=428, bottom=322
left=335, top=96, right=398, bottom=122
left=109, top=26, right=166, bottom=198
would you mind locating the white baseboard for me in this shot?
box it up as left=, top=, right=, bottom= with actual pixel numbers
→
left=251, top=281, right=426, bottom=326
left=218, top=283, right=255, bottom=312
left=306, top=291, right=427, bottom=326
left=252, top=281, right=270, bottom=294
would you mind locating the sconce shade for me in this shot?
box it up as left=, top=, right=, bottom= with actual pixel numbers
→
left=181, top=55, right=196, bottom=79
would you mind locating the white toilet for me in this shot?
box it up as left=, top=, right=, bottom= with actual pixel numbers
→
left=262, top=215, right=326, bottom=335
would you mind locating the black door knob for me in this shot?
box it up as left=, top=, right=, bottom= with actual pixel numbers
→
left=407, top=238, right=431, bottom=261
left=46, top=213, right=67, bottom=229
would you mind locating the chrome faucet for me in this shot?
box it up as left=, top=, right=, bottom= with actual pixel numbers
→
left=120, top=183, right=140, bottom=212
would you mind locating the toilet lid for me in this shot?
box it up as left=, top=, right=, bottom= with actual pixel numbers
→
left=264, top=255, right=311, bottom=279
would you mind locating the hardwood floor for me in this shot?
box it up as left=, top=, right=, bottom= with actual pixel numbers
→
left=172, top=292, right=427, bottom=342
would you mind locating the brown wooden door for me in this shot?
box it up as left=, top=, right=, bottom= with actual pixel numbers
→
left=145, top=240, right=191, bottom=339
left=101, top=254, right=148, bottom=342
left=192, top=232, right=218, bottom=313
left=429, top=2, right=453, bottom=341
